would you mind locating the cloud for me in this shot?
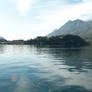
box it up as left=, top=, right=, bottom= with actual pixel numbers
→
left=35, top=0, right=92, bottom=30
left=12, top=0, right=37, bottom=15
left=7, top=0, right=92, bottom=39
left=22, top=0, right=92, bottom=38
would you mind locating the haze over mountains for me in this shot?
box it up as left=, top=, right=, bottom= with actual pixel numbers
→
left=0, top=37, right=7, bottom=42
left=47, top=19, right=92, bottom=40
left=1, top=19, right=92, bottom=41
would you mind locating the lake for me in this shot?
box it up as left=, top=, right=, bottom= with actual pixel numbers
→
left=0, top=45, right=92, bottom=92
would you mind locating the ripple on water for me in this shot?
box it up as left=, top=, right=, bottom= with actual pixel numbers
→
left=0, top=45, right=92, bottom=92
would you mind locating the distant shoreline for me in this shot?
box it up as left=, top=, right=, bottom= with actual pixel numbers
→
left=0, top=34, right=90, bottom=48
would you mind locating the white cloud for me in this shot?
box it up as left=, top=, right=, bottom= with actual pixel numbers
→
left=23, top=0, right=92, bottom=38
left=11, top=0, right=37, bottom=15
left=36, top=0, right=92, bottom=30
left=7, top=0, right=92, bottom=39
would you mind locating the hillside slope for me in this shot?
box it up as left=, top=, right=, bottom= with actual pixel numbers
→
left=0, top=37, right=7, bottom=42
left=47, top=19, right=92, bottom=40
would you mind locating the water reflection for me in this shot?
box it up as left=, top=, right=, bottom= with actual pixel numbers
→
left=36, top=45, right=92, bottom=72
left=0, top=45, right=92, bottom=92
left=0, top=45, right=5, bottom=54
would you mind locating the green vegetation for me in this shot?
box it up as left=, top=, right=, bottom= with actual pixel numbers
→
left=24, top=34, right=87, bottom=47
left=0, top=34, right=88, bottom=47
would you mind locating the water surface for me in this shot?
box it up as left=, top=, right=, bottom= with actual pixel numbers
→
left=0, top=45, right=92, bottom=92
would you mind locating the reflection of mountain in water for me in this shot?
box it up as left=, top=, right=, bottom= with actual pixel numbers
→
left=36, top=45, right=92, bottom=72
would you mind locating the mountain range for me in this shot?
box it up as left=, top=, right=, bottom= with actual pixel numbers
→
left=47, top=19, right=92, bottom=40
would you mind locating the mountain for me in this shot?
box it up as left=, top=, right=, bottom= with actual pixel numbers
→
left=0, top=36, right=7, bottom=42
left=47, top=19, right=92, bottom=40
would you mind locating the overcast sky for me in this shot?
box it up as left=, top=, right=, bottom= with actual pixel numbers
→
left=0, top=0, right=92, bottom=40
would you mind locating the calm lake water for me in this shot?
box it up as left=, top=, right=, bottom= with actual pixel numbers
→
left=0, top=45, right=92, bottom=92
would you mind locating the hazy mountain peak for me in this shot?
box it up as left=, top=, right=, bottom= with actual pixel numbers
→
left=65, top=19, right=85, bottom=26
left=67, top=19, right=84, bottom=23
left=73, top=19, right=84, bottom=22
left=47, top=19, right=92, bottom=39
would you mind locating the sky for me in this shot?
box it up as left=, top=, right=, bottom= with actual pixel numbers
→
left=0, top=0, right=92, bottom=40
